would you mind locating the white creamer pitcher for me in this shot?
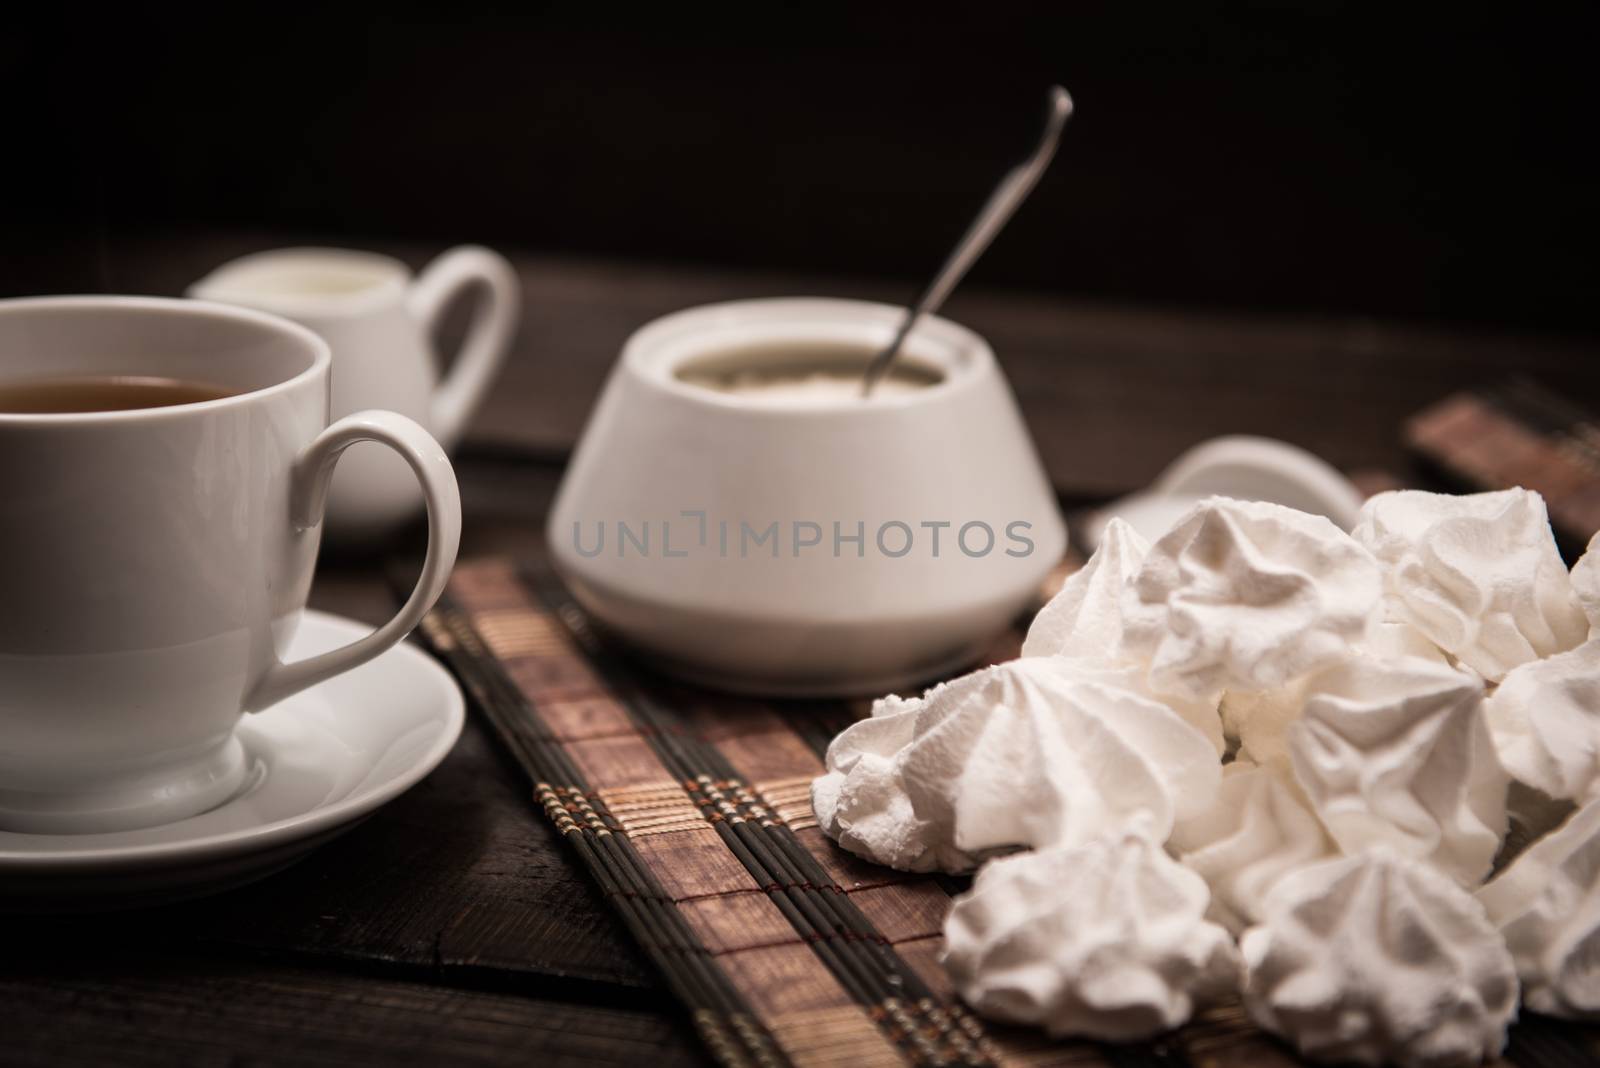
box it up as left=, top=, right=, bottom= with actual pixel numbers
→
left=191, top=246, right=519, bottom=540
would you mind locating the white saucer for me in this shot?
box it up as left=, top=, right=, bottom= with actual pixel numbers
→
left=0, top=610, right=464, bottom=912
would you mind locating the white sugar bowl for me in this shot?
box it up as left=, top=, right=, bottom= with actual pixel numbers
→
left=548, top=298, right=1065, bottom=696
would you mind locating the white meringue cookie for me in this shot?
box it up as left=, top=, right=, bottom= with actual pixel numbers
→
left=1288, top=654, right=1508, bottom=886
left=1484, top=639, right=1600, bottom=804
left=1120, top=497, right=1383, bottom=702
left=808, top=707, right=971, bottom=868
left=1022, top=517, right=1148, bottom=660
left=1242, top=851, right=1519, bottom=1068
left=1572, top=530, right=1600, bottom=637
left=1354, top=488, right=1588, bottom=682
left=1478, top=796, right=1600, bottom=1018
left=943, top=833, right=1241, bottom=1041
left=1022, top=519, right=1225, bottom=754
left=1170, top=763, right=1337, bottom=934
left=810, top=657, right=1220, bottom=873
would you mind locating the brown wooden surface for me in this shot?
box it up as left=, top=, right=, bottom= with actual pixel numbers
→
left=5, top=233, right=1599, bottom=1066
left=0, top=955, right=700, bottom=1068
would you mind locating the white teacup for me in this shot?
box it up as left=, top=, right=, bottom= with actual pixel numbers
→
left=548, top=298, right=1066, bottom=696
left=0, top=296, right=462, bottom=834
left=189, top=246, right=518, bottom=540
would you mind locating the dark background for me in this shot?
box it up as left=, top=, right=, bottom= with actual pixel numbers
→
left=4, top=4, right=1597, bottom=336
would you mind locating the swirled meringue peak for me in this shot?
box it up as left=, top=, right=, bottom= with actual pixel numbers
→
left=1354, top=488, right=1588, bottom=682
left=1220, top=621, right=1451, bottom=778
left=1023, top=519, right=1227, bottom=755
left=1120, top=497, right=1383, bottom=703
left=1573, top=530, right=1600, bottom=637
left=810, top=657, right=1220, bottom=873
left=1242, top=851, right=1518, bottom=1068
left=1484, top=639, right=1600, bottom=803
left=1171, top=763, right=1337, bottom=933
left=1022, top=517, right=1149, bottom=661
left=1288, top=654, right=1508, bottom=886
left=942, top=833, right=1241, bottom=1041
left=1478, top=796, right=1600, bottom=1018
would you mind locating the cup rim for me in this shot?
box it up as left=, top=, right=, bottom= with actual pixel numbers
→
left=186, top=246, right=411, bottom=318
left=621, top=297, right=995, bottom=416
left=0, top=295, right=331, bottom=426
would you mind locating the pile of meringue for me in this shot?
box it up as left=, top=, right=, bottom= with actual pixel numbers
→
left=811, top=488, right=1600, bottom=1067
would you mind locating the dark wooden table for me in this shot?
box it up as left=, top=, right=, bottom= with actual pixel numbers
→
left=5, top=234, right=1598, bottom=1066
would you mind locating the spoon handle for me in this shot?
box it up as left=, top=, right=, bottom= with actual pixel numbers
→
left=862, top=86, right=1074, bottom=395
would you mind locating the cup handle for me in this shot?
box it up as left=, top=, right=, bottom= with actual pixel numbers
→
left=408, top=245, right=520, bottom=450
left=245, top=410, right=463, bottom=712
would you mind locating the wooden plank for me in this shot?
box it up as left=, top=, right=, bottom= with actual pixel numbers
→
left=8, top=722, right=660, bottom=998
left=0, top=951, right=707, bottom=1068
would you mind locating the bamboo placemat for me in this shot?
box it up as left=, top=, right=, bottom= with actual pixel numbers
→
left=415, top=555, right=1600, bottom=1068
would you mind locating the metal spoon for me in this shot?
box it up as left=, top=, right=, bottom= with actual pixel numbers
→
left=861, top=85, right=1074, bottom=396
